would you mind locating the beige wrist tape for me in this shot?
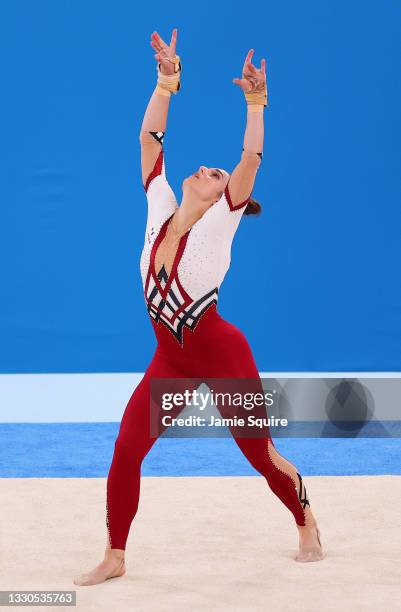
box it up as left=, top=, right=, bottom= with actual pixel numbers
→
left=156, top=54, right=181, bottom=94
left=155, top=84, right=171, bottom=97
left=245, top=87, right=268, bottom=107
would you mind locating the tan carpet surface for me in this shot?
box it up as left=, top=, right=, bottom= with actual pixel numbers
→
left=1, top=476, right=400, bottom=611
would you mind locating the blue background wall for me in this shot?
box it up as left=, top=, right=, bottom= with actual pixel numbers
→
left=1, top=0, right=400, bottom=374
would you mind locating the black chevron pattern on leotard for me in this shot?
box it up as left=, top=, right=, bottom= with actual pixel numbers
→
left=146, top=265, right=218, bottom=345
left=297, top=472, right=310, bottom=509
left=149, top=131, right=165, bottom=145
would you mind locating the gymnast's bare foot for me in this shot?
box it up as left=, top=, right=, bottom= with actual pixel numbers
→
left=295, top=524, right=324, bottom=562
left=73, top=549, right=126, bottom=586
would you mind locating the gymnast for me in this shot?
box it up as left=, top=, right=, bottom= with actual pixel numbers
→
left=74, top=26, right=323, bottom=587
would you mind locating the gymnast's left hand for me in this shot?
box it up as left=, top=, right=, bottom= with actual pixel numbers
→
left=232, top=49, right=267, bottom=94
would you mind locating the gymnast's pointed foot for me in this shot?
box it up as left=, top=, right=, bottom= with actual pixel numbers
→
left=73, top=551, right=126, bottom=586
left=295, top=524, right=324, bottom=562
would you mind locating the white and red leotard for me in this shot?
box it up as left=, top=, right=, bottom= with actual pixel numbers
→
left=140, top=141, right=251, bottom=345
left=105, top=136, right=311, bottom=550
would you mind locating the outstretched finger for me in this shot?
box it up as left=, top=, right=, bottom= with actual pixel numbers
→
left=260, top=58, right=266, bottom=74
left=152, top=31, right=167, bottom=49
left=232, top=77, right=252, bottom=92
left=150, top=34, right=162, bottom=52
left=243, top=49, right=254, bottom=70
left=246, top=62, right=258, bottom=74
left=150, top=34, right=161, bottom=52
left=169, top=28, right=177, bottom=53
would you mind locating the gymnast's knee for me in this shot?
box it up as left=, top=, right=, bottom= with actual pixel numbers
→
left=245, top=451, right=271, bottom=476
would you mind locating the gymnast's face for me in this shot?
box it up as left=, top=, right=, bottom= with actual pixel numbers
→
left=183, top=165, right=230, bottom=209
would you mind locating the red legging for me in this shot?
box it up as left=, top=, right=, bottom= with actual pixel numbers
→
left=106, top=304, right=310, bottom=550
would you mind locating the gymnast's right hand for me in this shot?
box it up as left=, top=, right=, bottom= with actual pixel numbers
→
left=150, top=28, right=179, bottom=76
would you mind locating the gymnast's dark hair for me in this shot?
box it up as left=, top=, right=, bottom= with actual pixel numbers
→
left=244, top=197, right=262, bottom=216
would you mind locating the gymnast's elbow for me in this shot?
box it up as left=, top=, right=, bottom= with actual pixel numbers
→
left=139, top=131, right=161, bottom=146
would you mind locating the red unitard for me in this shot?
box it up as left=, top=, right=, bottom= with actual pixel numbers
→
left=106, top=135, right=311, bottom=550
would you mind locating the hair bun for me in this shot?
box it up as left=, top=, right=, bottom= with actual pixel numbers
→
left=244, top=197, right=262, bottom=216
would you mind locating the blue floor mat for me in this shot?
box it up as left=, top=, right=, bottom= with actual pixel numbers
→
left=0, top=423, right=400, bottom=477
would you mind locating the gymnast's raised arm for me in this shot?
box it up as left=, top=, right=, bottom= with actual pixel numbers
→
left=226, top=49, right=268, bottom=208
left=139, top=28, right=180, bottom=191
